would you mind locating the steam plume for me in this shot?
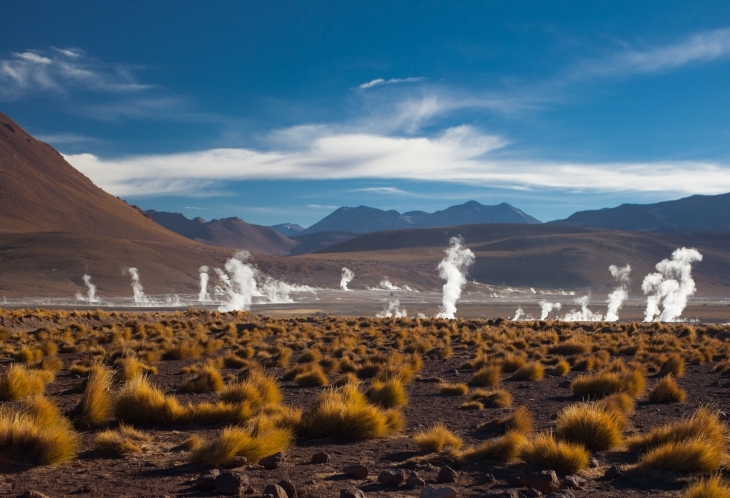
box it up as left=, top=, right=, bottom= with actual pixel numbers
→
left=512, top=308, right=525, bottom=321
left=125, top=268, right=149, bottom=305
left=376, top=299, right=407, bottom=318
left=75, top=274, right=98, bottom=303
left=539, top=300, right=561, bottom=320
left=340, top=267, right=354, bottom=291
left=605, top=264, right=631, bottom=322
left=642, top=247, right=703, bottom=322
left=198, top=266, right=210, bottom=302
left=435, top=236, right=475, bottom=319
left=563, top=296, right=602, bottom=322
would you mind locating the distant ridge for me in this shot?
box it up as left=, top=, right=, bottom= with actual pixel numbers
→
left=269, top=223, right=305, bottom=237
left=301, top=200, right=540, bottom=235
left=146, top=210, right=297, bottom=256
left=549, top=193, right=730, bottom=232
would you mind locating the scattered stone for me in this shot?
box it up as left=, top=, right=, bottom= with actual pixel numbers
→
left=378, top=469, right=406, bottom=486
left=22, top=492, right=50, bottom=498
left=484, top=491, right=518, bottom=498
left=420, top=485, right=458, bottom=498
left=437, top=465, right=458, bottom=483
left=215, top=471, right=249, bottom=496
left=311, top=452, right=331, bottom=464
left=521, top=489, right=543, bottom=497
left=445, top=368, right=459, bottom=376
left=263, top=484, right=288, bottom=498
left=406, top=471, right=426, bottom=489
left=603, top=464, right=623, bottom=479
left=74, top=485, right=94, bottom=494
left=521, top=471, right=560, bottom=493
left=194, top=469, right=220, bottom=491
left=722, top=382, right=730, bottom=389
left=340, top=488, right=365, bottom=498
left=550, top=413, right=558, bottom=420
left=278, top=479, right=297, bottom=498
left=561, top=475, right=586, bottom=488
left=344, top=464, right=369, bottom=479
left=545, top=493, right=576, bottom=498
left=710, top=380, right=721, bottom=387
left=480, top=473, right=497, bottom=484
left=221, top=456, right=247, bottom=468
left=589, top=458, right=600, bottom=468
left=259, top=452, right=286, bottom=469
left=558, top=380, right=572, bottom=388
left=507, top=473, right=525, bottom=487
left=517, top=384, right=530, bottom=389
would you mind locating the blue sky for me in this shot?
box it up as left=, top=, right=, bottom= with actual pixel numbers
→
left=3, top=1, right=730, bottom=226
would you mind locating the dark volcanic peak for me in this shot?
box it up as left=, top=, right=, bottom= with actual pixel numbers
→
left=549, top=192, right=730, bottom=232
left=146, top=210, right=297, bottom=256
left=269, top=223, right=305, bottom=237
left=301, top=201, right=541, bottom=235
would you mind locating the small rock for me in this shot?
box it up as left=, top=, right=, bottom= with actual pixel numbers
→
left=437, top=465, right=458, bottom=483
left=550, top=413, right=558, bottom=420
left=558, top=380, right=571, bottom=388
left=507, top=473, right=525, bottom=487
left=445, top=368, right=459, bottom=376
left=194, top=469, right=220, bottom=491
left=311, top=452, right=331, bottom=464
left=517, top=384, right=530, bottom=389
left=221, top=456, right=247, bottom=468
left=278, top=479, right=297, bottom=498
left=561, top=475, right=586, bottom=489
left=378, top=469, right=406, bottom=486
left=710, top=380, right=721, bottom=387
left=589, top=458, right=600, bottom=468
left=481, top=473, right=497, bottom=484
left=22, top=492, right=50, bottom=498
left=720, top=411, right=729, bottom=421
left=343, top=464, right=369, bottom=479
left=340, top=488, right=365, bottom=498
left=521, top=471, right=560, bottom=493
left=485, top=491, right=518, bottom=498
left=406, top=471, right=426, bottom=489
left=259, top=452, right=286, bottom=469
left=545, top=493, right=576, bottom=498
left=723, top=382, right=730, bottom=389
left=603, top=464, right=623, bottom=479
left=215, top=471, right=249, bottom=496
left=263, top=484, right=288, bottom=498
left=420, top=485, right=458, bottom=498
left=521, top=489, right=543, bottom=497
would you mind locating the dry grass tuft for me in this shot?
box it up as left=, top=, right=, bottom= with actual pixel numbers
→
left=520, top=432, right=589, bottom=474
left=639, top=437, right=722, bottom=473
left=551, top=359, right=571, bottom=376
left=683, top=475, right=730, bottom=498
left=627, top=407, right=726, bottom=453
left=294, top=366, right=328, bottom=387
left=412, top=423, right=463, bottom=453
left=500, top=406, right=534, bottom=435
left=0, top=399, right=79, bottom=465
left=190, top=424, right=292, bottom=467
left=649, top=375, right=687, bottom=403
left=73, top=366, right=113, bottom=428
left=114, top=376, right=185, bottom=425
left=95, top=423, right=152, bottom=456
left=658, top=354, right=685, bottom=378
left=469, top=365, right=501, bottom=387
left=221, top=373, right=282, bottom=407
left=179, top=365, right=225, bottom=393
left=438, top=382, right=469, bottom=396
left=459, top=431, right=527, bottom=462
left=300, top=384, right=402, bottom=439
left=366, top=378, right=407, bottom=408
left=509, top=361, right=544, bottom=381
left=555, top=403, right=623, bottom=451
left=470, top=388, right=513, bottom=408
left=571, top=370, right=645, bottom=399
left=0, top=364, right=48, bottom=401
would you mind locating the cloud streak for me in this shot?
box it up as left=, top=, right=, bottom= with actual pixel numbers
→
left=358, top=77, right=424, bottom=89
left=0, top=48, right=151, bottom=100
left=65, top=124, right=730, bottom=198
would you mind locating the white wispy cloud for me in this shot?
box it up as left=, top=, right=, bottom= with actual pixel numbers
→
left=64, top=124, right=730, bottom=198
left=0, top=48, right=151, bottom=100
left=578, top=27, right=730, bottom=77
left=34, top=132, right=101, bottom=145
left=353, top=187, right=411, bottom=195
left=358, top=77, right=424, bottom=89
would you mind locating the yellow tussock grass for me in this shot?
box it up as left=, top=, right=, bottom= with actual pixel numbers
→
left=649, top=375, right=687, bottom=403
left=95, top=423, right=152, bottom=456
left=683, top=475, right=730, bottom=498
left=520, top=432, right=589, bottom=474
left=73, top=366, right=113, bottom=428
left=412, top=423, right=463, bottom=453
left=555, top=403, right=623, bottom=451
left=627, top=407, right=726, bottom=453
left=640, top=437, right=723, bottom=473
left=459, top=431, right=527, bottom=462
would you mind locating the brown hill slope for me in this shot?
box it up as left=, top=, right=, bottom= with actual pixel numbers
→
left=0, top=111, right=236, bottom=297
left=146, top=210, right=298, bottom=256
left=305, top=224, right=730, bottom=297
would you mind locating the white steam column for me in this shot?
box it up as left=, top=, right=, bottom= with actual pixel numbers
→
left=642, top=247, right=703, bottom=322
left=340, top=267, right=354, bottom=291
left=605, top=264, right=631, bottom=322
left=435, top=236, right=475, bottom=319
